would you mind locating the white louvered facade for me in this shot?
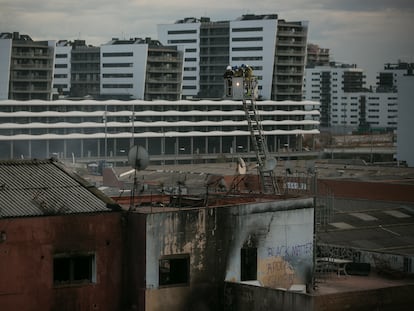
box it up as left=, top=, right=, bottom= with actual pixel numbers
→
left=0, top=99, right=319, bottom=162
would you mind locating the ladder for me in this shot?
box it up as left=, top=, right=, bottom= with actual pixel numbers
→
left=241, top=74, right=280, bottom=194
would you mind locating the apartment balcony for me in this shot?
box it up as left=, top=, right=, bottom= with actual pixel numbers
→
left=277, top=30, right=306, bottom=37
left=276, top=49, right=305, bottom=57
left=11, top=74, right=52, bottom=82
left=275, top=78, right=303, bottom=86
left=276, top=69, right=303, bottom=76
left=275, top=87, right=302, bottom=95
left=11, top=85, right=50, bottom=93
left=146, top=77, right=181, bottom=84
left=147, top=56, right=182, bottom=63
left=145, top=87, right=181, bottom=94
left=146, top=67, right=182, bottom=73
left=276, top=40, right=306, bottom=47
left=71, top=69, right=100, bottom=74
left=11, top=63, right=53, bottom=70
left=276, top=59, right=305, bottom=66
left=12, top=52, right=53, bottom=59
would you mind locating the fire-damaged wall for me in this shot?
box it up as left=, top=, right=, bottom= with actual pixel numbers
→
left=127, top=197, right=314, bottom=311
left=224, top=199, right=314, bottom=289
left=0, top=213, right=125, bottom=311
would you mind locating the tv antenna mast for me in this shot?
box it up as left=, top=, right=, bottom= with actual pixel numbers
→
left=224, top=65, right=280, bottom=194
left=127, top=145, right=149, bottom=210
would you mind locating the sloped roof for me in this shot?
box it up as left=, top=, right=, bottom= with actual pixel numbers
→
left=0, top=159, right=120, bottom=218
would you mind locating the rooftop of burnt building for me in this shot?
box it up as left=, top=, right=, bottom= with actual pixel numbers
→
left=90, top=160, right=414, bottom=259
left=85, top=159, right=414, bottom=196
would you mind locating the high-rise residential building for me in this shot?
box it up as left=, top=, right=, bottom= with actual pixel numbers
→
left=306, top=43, right=330, bottom=67
left=100, top=37, right=183, bottom=100
left=158, top=14, right=308, bottom=100
left=0, top=32, right=55, bottom=100
left=144, top=39, right=183, bottom=101
left=53, top=40, right=72, bottom=97
left=272, top=20, right=308, bottom=101
left=70, top=41, right=101, bottom=98
left=303, top=61, right=413, bottom=132
left=376, top=61, right=414, bottom=93
left=303, top=63, right=366, bottom=130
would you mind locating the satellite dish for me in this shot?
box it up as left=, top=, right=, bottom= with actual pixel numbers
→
left=262, top=157, right=277, bottom=172
left=128, top=145, right=149, bottom=170
left=237, top=157, right=247, bottom=175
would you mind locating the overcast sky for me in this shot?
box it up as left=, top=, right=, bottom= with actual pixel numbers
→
left=1, top=0, right=413, bottom=85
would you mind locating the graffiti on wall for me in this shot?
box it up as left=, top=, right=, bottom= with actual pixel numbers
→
left=267, top=242, right=313, bottom=258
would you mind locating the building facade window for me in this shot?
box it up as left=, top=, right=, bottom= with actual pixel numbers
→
left=53, top=253, right=96, bottom=286
left=168, top=30, right=197, bottom=35
left=159, top=255, right=189, bottom=286
left=102, top=52, right=133, bottom=57
left=102, top=84, right=133, bottom=88
left=232, top=27, right=263, bottom=32
left=231, top=47, right=263, bottom=51
left=102, top=63, right=133, bottom=68
left=241, top=247, right=257, bottom=281
left=232, top=37, right=263, bottom=42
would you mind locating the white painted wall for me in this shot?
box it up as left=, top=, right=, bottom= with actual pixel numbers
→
left=158, top=22, right=200, bottom=97
left=229, top=19, right=277, bottom=100
left=397, top=75, right=414, bottom=167
left=53, top=45, right=72, bottom=95
left=0, top=39, right=11, bottom=100
left=100, top=43, right=148, bottom=99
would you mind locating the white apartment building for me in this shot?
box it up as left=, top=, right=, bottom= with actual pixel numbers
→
left=365, top=93, right=398, bottom=129
left=158, top=14, right=307, bottom=100
left=0, top=99, right=319, bottom=161
left=158, top=18, right=200, bottom=98
left=0, top=38, right=12, bottom=100
left=304, top=62, right=412, bottom=132
left=303, top=63, right=366, bottom=131
left=229, top=18, right=278, bottom=99
left=100, top=38, right=148, bottom=99
left=53, top=41, right=72, bottom=96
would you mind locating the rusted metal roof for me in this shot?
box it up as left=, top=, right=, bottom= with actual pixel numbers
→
left=0, top=159, right=119, bottom=218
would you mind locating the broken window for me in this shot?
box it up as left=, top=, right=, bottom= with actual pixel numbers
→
left=53, top=253, right=96, bottom=285
left=159, top=255, right=189, bottom=286
left=241, top=247, right=257, bottom=281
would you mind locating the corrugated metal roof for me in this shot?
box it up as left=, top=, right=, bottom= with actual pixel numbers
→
left=319, top=197, right=414, bottom=256
left=0, top=159, right=118, bottom=218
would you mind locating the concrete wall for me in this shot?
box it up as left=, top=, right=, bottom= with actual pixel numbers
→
left=313, top=284, right=414, bottom=311
left=224, top=282, right=313, bottom=311
left=0, top=213, right=124, bottom=311
left=224, top=282, right=414, bottom=311
left=129, top=197, right=314, bottom=311
left=224, top=200, right=314, bottom=289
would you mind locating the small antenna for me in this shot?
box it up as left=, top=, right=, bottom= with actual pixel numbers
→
left=128, top=145, right=149, bottom=210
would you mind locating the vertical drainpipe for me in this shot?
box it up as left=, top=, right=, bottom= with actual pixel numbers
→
left=311, top=169, right=317, bottom=291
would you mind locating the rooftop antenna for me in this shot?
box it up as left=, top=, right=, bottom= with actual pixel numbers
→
left=128, top=145, right=149, bottom=210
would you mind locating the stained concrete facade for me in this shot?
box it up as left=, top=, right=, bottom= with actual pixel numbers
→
left=126, top=197, right=314, bottom=311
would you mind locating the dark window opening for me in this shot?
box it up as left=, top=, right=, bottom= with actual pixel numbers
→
left=241, top=248, right=257, bottom=281
left=159, top=255, right=189, bottom=286
left=53, top=253, right=95, bottom=285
